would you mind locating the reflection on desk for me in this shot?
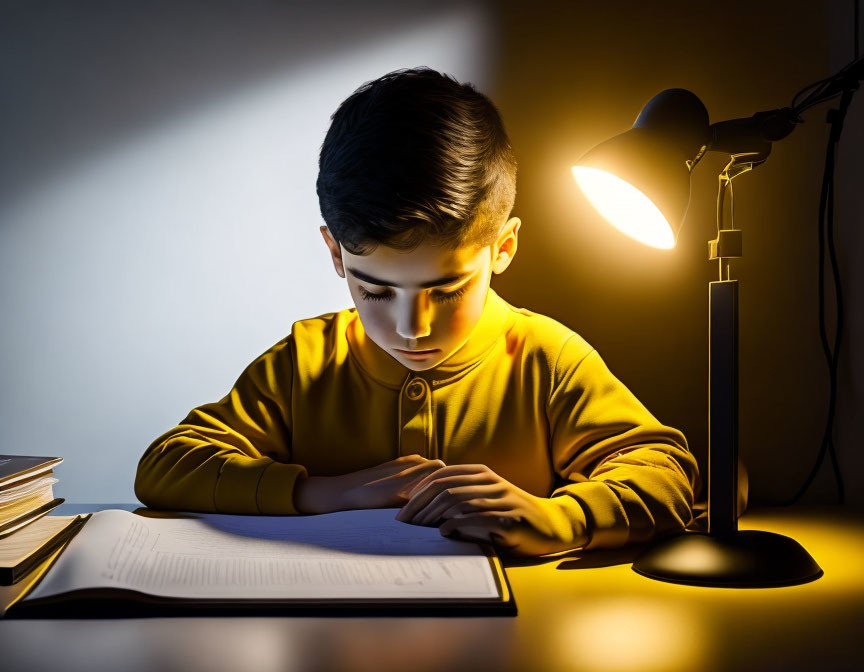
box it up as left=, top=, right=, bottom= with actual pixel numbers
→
left=1, top=504, right=863, bottom=672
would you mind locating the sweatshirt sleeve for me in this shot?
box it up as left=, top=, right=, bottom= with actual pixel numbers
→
left=545, top=336, right=701, bottom=551
left=134, top=337, right=308, bottom=514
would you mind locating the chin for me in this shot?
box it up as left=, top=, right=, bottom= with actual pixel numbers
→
left=401, top=360, right=438, bottom=371
left=393, top=350, right=447, bottom=370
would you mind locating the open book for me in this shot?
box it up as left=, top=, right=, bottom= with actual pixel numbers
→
left=6, top=508, right=515, bottom=617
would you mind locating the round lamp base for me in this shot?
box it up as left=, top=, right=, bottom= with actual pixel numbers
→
left=631, top=530, right=823, bottom=588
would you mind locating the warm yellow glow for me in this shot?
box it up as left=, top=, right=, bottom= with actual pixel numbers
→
left=553, top=597, right=708, bottom=672
left=572, top=166, right=675, bottom=249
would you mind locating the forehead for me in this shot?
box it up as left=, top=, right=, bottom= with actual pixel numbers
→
left=342, top=240, right=488, bottom=287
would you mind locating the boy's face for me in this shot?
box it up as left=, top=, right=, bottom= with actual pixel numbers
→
left=320, top=218, right=520, bottom=371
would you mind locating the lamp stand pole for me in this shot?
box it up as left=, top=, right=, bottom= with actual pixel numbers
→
left=632, top=156, right=823, bottom=588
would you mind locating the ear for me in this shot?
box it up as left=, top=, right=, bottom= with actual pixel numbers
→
left=491, top=217, right=521, bottom=275
left=320, top=225, right=345, bottom=278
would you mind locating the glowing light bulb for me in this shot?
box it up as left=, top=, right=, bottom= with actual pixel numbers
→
left=572, top=166, right=676, bottom=249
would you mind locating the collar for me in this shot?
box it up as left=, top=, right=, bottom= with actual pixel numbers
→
left=345, top=287, right=516, bottom=389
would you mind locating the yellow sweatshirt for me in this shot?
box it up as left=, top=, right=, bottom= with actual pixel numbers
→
left=135, top=287, right=705, bottom=551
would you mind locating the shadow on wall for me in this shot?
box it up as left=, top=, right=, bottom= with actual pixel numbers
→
left=0, top=0, right=486, bottom=209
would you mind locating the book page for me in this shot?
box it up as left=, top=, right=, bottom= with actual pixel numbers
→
left=24, top=509, right=501, bottom=601
left=0, top=487, right=57, bottom=522
left=0, top=515, right=79, bottom=566
left=0, top=475, right=58, bottom=505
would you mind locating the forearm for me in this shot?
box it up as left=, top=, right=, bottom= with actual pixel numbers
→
left=552, top=445, right=698, bottom=550
left=135, top=434, right=307, bottom=514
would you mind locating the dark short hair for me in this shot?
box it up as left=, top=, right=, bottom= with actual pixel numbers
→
left=316, top=66, right=517, bottom=255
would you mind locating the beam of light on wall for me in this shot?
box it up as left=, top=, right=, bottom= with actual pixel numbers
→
left=0, top=6, right=493, bottom=502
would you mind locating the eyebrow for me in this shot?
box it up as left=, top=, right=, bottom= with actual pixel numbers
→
left=345, top=267, right=471, bottom=289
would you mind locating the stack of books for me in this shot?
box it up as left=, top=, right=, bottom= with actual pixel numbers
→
left=0, top=455, right=85, bottom=584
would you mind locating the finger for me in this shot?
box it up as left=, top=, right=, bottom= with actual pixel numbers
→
left=404, top=464, right=488, bottom=499
left=433, top=492, right=513, bottom=525
left=368, top=459, right=443, bottom=488
left=398, top=465, right=441, bottom=500
left=413, top=484, right=505, bottom=526
left=377, top=454, right=427, bottom=474
left=396, top=473, right=489, bottom=522
left=398, top=476, right=486, bottom=523
left=402, top=459, right=446, bottom=483
left=394, top=454, right=426, bottom=465
left=439, top=511, right=517, bottom=546
left=380, top=455, right=442, bottom=478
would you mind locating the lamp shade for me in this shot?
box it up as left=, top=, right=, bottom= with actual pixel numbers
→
left=573, top=89, right=710, bottom=249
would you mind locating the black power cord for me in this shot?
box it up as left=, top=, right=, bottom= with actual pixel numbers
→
left=773, top=1, right=860, bottom=506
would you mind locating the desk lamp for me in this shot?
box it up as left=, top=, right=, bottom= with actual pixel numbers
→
left=572, top=58, right=862, bottom=587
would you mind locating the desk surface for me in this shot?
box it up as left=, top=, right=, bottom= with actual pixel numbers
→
left=1, top=504, right=862, bottom=672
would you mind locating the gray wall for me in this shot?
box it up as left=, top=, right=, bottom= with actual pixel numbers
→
left=0, top=0, right=494, bottom=502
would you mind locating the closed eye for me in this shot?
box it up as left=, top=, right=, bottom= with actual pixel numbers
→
left=434, top=285, right=468, bottom=303
left=358, top=285, right=469, bottom=303
left=358, top=287, right=392, bottom=302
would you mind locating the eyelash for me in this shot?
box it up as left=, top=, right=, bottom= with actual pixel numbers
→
left=358, top=285, right=469, bottom=304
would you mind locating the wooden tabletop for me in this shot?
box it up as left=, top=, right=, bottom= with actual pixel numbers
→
left=1, top=504, right=862, bottom=672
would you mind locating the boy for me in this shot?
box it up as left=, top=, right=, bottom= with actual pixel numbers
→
left=135, top=67, right=711, bottom=557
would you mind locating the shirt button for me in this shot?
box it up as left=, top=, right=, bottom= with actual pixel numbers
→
left=405, top=379, right=426, bottom=401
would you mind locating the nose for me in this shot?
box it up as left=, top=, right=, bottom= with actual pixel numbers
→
left=395, top=292, right=432, bottom=341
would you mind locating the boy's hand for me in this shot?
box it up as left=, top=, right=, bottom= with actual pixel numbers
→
left=395, top=464, right=585, bottom=557
left=340, top=454, right=447, bottom=510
